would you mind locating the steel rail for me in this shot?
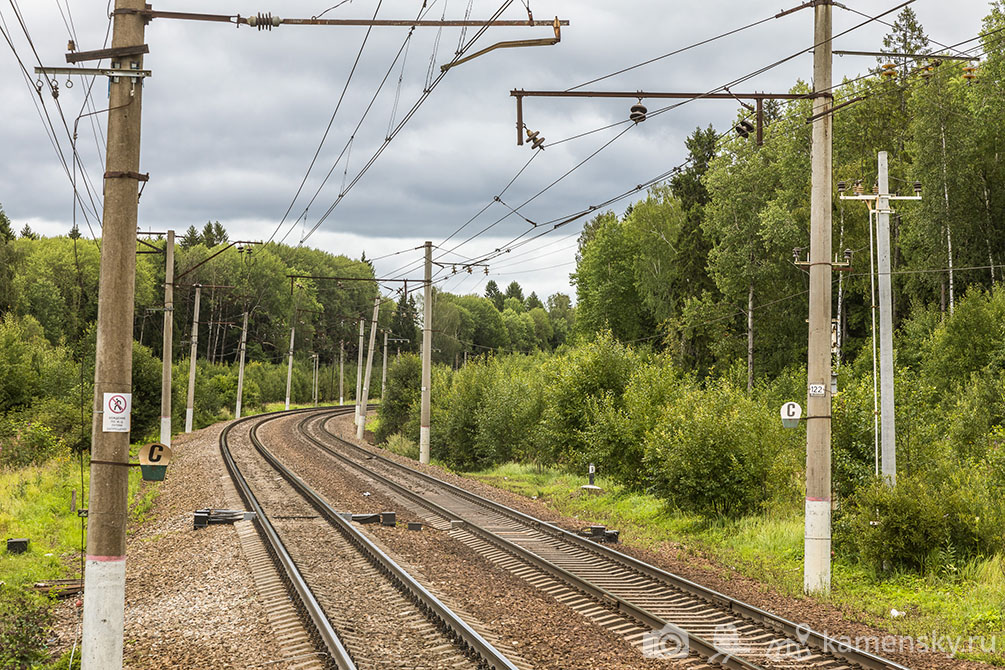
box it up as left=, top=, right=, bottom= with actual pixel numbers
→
left=312, top=412, right=913, bottom=670
left=248, top=410, right=520, bottom=670
left=298, top=413, right=762, bottom=670
left=221, top=408, right=357, bottom=670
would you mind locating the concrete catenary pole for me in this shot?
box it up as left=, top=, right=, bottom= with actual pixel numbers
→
left=82, top=1, right=146, bottom=666
left=357, top=296, right=381, bottom=440
left=184, top=285, right=201, bottom=433
left=876, top=151, right=897, bottom=485
left=420, top=241, right=433, bottom=464
left=313, top=353, right=319, bottom=407
left=804, top=0, right=833, bottom=596
left=234, top=311, right=248, bottom=419
left=339, top=339, right=344, bottom=405
left=159, top=230, right=174, bottom=446
left=284, top=322, right=295, bottom=410
left=381, top=330, right=389, bottom=400
left=354, top=318, right=364, bottom=425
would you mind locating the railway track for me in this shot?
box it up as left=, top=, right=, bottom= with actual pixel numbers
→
left=220, top=407, right=520, bottom=670
left=298, top=410, right=914, bottom=670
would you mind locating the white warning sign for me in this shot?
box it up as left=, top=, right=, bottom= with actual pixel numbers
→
left=102, top=392, right=132, bottom=433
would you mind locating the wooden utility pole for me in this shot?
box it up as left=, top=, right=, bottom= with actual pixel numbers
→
left=82, top=1, right=146, bottom=666
left=420, top=241, right=432, bottom=464
left=354, top=318, right=364, bottom=426
left=235, top=311, right=248, bottom=418
left=339, top=340, right=344, bottom=405
left=381, top=330, right=389, bottom=400
left=357, top=297, right=381, bottom=440
left=804, top=0, right=833, bottom=596
left=160, top=230, right=174, bottom=445
left=184, top=285, right=201, bottom=433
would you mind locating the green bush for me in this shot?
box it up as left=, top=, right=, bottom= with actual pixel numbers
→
left=437, top=362, right=489, bottom=468
left=838, top=468, right=1005, bottom=573
left=474, top=357, right=545, bottom=465
left=0, top=420, right=62, bottom=468
left=585, top=354, right=691, bottom=488
left=0, top=585, right=53, bottom=669
left=643, top=382, right=782, bottom=517
left=384, top=432, right=418, bottom=459
left=536, top=330, right=640, bottom=464
left=375, top=354, right=421, bottom=443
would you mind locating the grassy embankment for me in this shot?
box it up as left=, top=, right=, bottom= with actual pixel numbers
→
left=464, top=462, right=1005, bottom=666
left=0, top=445, right=160, bottom=668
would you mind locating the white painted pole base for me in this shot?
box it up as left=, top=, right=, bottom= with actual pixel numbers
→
left=184, top=407, right=194, bottom=433
left=235, top=400, right=242, bottom=420
left=356, top=406, right=366, bottom=440
left=803, top=498, right=831, bottom=594
left=81, top=557, right=126, bottom=670
left=159, top=417, right=171, bottom=447
left=419, top=426, right=430, bottom=464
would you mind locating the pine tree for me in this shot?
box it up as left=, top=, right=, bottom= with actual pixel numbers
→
left=180, top=225, right=202, bottom=249
left=504, top=281, right=524, bottom=304
left=880, top=7, right=929, bottom=85
left=201, top=221, right=219, bottom=247
left=20, top=224, right=38, bottom=240
left=484, top=280, right=504, bottom=311
left=0, top=205, right=13, bottom=243
left=526, top=291, right=544, bottom=310
left=211, top=221, right=229, bottom=245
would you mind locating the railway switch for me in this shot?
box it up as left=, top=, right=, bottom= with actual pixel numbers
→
left=193, top=508, right=256, bottom=529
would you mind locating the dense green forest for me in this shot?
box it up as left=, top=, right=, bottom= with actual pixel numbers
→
left=0, top=210, right=574, bottom=463
left=574, top=5, right=1005, bottom=382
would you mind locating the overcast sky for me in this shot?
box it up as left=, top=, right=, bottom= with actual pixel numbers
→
left=0, top=0, right=993, bottom=300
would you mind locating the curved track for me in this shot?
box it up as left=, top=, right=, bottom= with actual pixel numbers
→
left=298, top=410, right=913, bottom=670
left=221, top=407, right=520, bottom=670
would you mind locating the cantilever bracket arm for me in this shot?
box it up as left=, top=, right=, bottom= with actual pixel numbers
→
left=441, top=17, right=561, bottom=73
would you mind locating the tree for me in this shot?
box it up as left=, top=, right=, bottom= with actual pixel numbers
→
left=212, top=221, right=229, bottom=246
left=456, top=295, right=509, bottom=351
left=526, top=292, right=544, bottom=310
left=880, top=7, right=929, bottom=84
left=0, top=205, right=13, bottom=243
left=19, top=224, right=38, bottom=240
left=484, top=280, right=504, bottom=311
left=201, top=221, right=228, bottom=247
left=503, top=297, right=524, bottom=313
left=504, top=281, right=524, bottom=304
left=547, top=292, right=575, bottom=347
left=180, top=225, right=202, bottom=249
left=390, top=292, right=419, bottom=352
left=572, top=211, right=654, bottom=342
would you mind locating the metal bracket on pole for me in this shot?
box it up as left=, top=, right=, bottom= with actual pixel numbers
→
left=442, top=17, right=562, bottom=72
left=35, top=66, right=151, bottom=78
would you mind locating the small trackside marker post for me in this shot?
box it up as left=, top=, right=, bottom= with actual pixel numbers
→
left=580, top=462, right=602, bottom=494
